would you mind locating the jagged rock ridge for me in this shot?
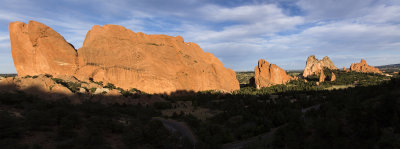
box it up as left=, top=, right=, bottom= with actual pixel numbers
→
left=9, top=21, right=240, bottom=94
left=350, top=59, right=382, bottom=74
left=303, top=55, right=337, bottom=77
left=253, top=59, right=294, bottom=89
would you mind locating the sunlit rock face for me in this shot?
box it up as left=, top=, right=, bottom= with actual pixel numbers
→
left=254, top=59, right=294, bottom=89
left=303, top=55, right=337, bottom=77
left=350, top=59, right=382, bottom=74
left=9, top=21, right=78, bottom=77
left=9, top=21, right=240, bottom=94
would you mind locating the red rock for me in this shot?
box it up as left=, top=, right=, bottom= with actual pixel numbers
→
left=350, top=59, right=382, bottom=74
left=9, top=21, right=240, bottom=94
left=254, top=59, right=294, bottom=89
left=9, top=21, right=78, bottom=77
left=331, top=72, right=336, bottom=81
left=319, top=70, right=326, bottom=82
left=303, top=55, right=337, bottom=77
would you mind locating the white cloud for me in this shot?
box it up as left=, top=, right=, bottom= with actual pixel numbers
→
left=297, top=0, right=376, bottom=20
left=183, top=4, right=304, bottom=42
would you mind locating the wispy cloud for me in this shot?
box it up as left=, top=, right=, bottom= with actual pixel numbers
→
left=0, top=0, right=399, bottom=73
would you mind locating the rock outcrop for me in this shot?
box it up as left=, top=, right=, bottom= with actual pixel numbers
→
left=0, top=75, right=72, bottom=99
left=9, top=21, right=78, bottom=77
left=9, top=21, right=240, bottom=94
left=254, top=59, right=294, bottom=89
left=331, top=72, right=336, bottom=81
left=303, top=55, right=337, bottom=77
left=319, top=70, right=326, bottom=82
left=350, top=59, right=382, bottom=74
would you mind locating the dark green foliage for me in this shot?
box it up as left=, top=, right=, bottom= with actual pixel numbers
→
left=116, top=87, right=143, bottom=98
left=0, top=71, right=398, bottom=148
left=52, top=78, right=81, bottom=93
left=89, top=87, right=96, bottom=93
left=269, top=78, right=400, bottom=149
left=0, top=111, right=22, bottom=139
left=0, top=74, right=17, bottom=77
left=44, top=74, right=53, bottom=78
left=104, top=83, right=116, bottom=89
left=153, top=102, right=172, bottom=110
left=0, top=92, right=182, bottom=148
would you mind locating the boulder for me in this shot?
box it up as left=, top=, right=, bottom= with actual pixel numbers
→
left=79, top=88, right=87, bottom=94
left=254, top=59, right=293, bottom=89
left=9, top=21, right=78, bottom=77
left=350, top=59, right=382, bottom=74
left=9, top=21, right=240, bottom=94
left=94, top=88, right=109, bottom=95
left=303, top=55, right=337, bottom=77
left=106, top=89, right=121, bottom=96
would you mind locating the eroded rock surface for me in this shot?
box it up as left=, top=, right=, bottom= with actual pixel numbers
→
left=350, top=59, right=382, bottom=74
left=9, top=21, right=78, bottom=77
left=331, top=72, right=336, bottom=81
left=303, top=55, right=337, bottom=77
left=254, top=59, right=294, bottom=89
left=9, top=21, right=240, bottom=94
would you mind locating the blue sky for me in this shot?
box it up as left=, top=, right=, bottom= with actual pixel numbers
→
left=0, top=0, right=400, bottom=73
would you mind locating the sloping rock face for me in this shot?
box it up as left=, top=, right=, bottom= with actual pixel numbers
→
left=350, top=59, right=382, bottom=74
left=303, top=55, right=337, bottom=77
left=331, top=72, right=336, bottom=81
left=9, top=21, right=78, bottom=77
left=9, top=21, right=240, bottom=94
left=319, top=71, right=326, bottom=82
left=254, top=59, right=293, bottom=89
left=0, top=75, right=72, bottom=98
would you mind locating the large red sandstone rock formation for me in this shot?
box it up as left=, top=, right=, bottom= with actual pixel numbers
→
left=303, top=55, right=337, bottom=77
left=9, top=21, right=78, bottom=77
left=9, top=21, right=240, bottom=94
left=350, top=59, right=382, bottom=74
left=254, top=59, right=294, bottom=89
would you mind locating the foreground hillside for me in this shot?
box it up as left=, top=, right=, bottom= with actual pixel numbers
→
left=0, top=70, right=399, bottom=149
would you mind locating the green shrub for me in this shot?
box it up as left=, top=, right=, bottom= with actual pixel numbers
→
left=89, top=88, right=97, bottom=93
left=104, top=83, right=116, bottom=89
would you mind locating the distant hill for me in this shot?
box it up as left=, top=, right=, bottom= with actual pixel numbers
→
left=376, top=64, right=400, bottom=73
left=376, top=63, right=400, bottom=69
left=0, top=74, right=17, bottom=77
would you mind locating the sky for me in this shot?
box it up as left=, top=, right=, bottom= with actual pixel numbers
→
left=0, top=0, right=399, bottom=73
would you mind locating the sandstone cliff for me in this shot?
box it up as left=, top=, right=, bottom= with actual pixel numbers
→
left=9, top=21, right=240, bottom=94
left=303, top=55, right=337, bottom=77
left=350, top=59, right=382, bottom=74
left=9, top=21, right=78, bottom=77
left=254, top=59, right=293, bottom=89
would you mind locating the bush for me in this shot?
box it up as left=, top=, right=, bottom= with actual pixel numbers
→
left=104, top=83, right=116, bottom=89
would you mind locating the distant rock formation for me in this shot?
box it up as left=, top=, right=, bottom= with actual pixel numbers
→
left=303, top=55, right=337, bottom=77
left=8, top=20, right=240, bottom=94
left=350, top=59, right=382, bottom=74
left=253, top=59, right=294, bottom=89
